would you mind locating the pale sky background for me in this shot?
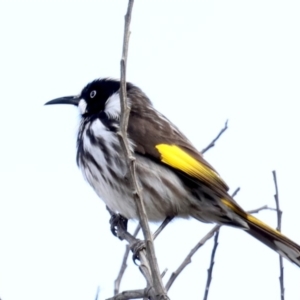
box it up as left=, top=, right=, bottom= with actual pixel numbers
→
left=1, top=1, right=300, bottom=299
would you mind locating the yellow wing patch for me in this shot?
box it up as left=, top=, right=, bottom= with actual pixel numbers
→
left=156, top=144, right=226, bottom=189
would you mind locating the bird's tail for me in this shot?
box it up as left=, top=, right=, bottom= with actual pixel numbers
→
left=222, top=199, right=300, bottom=267
left=244, top=213, right=300, bottom=267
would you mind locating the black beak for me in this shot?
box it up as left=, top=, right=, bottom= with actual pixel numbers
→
left=45, top=96, right=79, bottom=106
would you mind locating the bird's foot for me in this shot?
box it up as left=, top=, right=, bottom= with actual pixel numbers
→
left=109, top=213, right=128, bottom=239
left=131, top=239, right=146, bottom=265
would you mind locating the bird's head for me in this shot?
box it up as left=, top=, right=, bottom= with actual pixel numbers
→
left=45, top=78, right=124, bottom=119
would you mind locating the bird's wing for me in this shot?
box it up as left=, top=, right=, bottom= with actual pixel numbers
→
left=127, top=108, right=229, bottom=197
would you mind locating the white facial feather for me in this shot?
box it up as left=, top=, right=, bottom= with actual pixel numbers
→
left=105, top=92, right=121, bottom=119
left=78, top=99, right=87, bottom=115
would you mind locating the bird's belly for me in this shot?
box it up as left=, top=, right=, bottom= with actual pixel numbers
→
left=79, top=151, right=192, bottom=221
left=77, top=119, right=194, bottom=221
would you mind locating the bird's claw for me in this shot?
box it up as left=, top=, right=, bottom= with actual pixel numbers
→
left=131, top=239, right=146, bottom=265
left=109, top=213, right=128, bottom=239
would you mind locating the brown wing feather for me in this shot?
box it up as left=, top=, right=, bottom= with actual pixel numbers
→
left=127, top=87, right=229, bottom=196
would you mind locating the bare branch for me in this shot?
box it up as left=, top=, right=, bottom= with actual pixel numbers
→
left=247, top=205, right=277, bottom=214
left=203, top=231, right=219, bottom=300
left=201, top=120, right=228, bottom=154
left=202, top=187, right=240, bottom=300
left=272, top=170, right=285, bottom=300
left=118, top=1, right=168, bottom=299
left=165, top=225, right=220, bottom=291
left=114, top=224, right=141, bottom=295
left=273, top=171, right=282, bottom=231
left=106, top=288, right=146, bottom=300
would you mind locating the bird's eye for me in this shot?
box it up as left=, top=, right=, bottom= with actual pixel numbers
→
left=90, top=90, right=97, bottom=98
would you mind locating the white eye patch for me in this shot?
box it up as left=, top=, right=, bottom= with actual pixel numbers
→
left=78, top=99, right=87, bottom=115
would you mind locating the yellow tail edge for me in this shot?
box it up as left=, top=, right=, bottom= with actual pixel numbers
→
left=222, top=198, right=300, bottom=267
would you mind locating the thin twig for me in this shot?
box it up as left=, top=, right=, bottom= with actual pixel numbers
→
left=202, top=187, right=240, bottom=300
left=272, top=170, right=285, bottom=300
left=273, top=171, right=282, bottom=231
left=201, top=120, right=228, bottom=154
left=247, top=205, right=277, bottom=214
left=203, top=231, right=219, bottom=300
left=161, top=268, right=168, bottom=278
left=231, top=187, right=240, bottom=198
left=153, top=216, right=174, bottom=240
left=114, top=224, right=141, bottom=295
left=95, top=286, right=100, bottom=300
left=118, top=2, right=167, bottom=298
left=114, top=245, right=130, bottom=295
left=165, top=225, right=221, bottom=291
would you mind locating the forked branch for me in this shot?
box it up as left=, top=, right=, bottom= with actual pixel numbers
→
left=165, top=225, right=220, bottom=291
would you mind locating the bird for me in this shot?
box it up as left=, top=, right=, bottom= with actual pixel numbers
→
left=45, top=78, right=300, bottom=267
